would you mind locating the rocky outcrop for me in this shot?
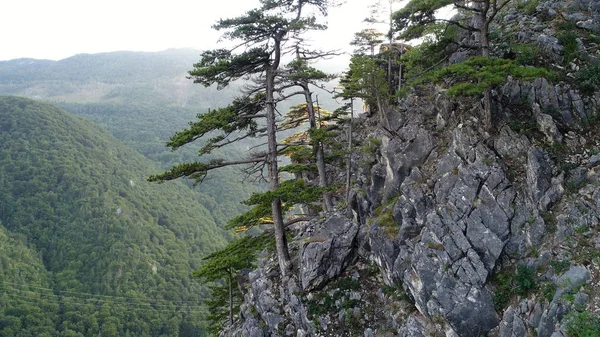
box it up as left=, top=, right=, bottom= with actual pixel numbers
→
left=220, top=1, right=600, bottom=336
left=300, top=215, right=360, bottom=291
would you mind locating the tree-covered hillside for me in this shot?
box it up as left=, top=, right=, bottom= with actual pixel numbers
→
left=0, top=49, right=260, bottom=218
left=0, top=96, right=231, bottom=336
left=0, top=225, right=58, bottom=337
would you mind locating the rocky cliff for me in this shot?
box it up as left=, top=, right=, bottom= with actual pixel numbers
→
left=220, top=1, right=600, bottom=336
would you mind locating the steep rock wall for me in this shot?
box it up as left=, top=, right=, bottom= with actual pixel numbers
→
left=220, top=1, right=600, bottom=336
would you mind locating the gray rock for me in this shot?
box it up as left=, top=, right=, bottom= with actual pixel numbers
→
left=567, top=167, right=588, bottom=189
left=530, top=302, right=543, bottom=327
left=399, top=316, right=426, bottom=337
left=526, top=148, right=563, bottom=211
left=589, top=154, right=600, bottom=167
left=300, top=215, right=359, bottom=290
left=553, top=265, right=591, bottom=301
left=369, top=163, right=386, bottom=209
left=518, top=31, right=531, bottom=40
left=536, top=35, right=563, bottom=53
left=577, top=20, right=600, bottom=32
left=537, top=301, right=570, bottom=337
left=499, top=306, right=527, bottom=337
left=573, top=292, right=589, bottom=307
left=494, top=126, right=530, bottom=160
left=563, top=12, right=588, bottom=21
left=534, top=104, right=563, bottom=143
left=380, top=129, right=433, bottom=200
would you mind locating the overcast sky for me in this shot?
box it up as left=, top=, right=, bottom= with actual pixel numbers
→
left=0, top=0, right=397, bottom=64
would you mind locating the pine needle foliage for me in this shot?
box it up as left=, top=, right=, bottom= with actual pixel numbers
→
left=194, top=234, right=273, bottom=335
left=427, top=57, right=553, bottom=96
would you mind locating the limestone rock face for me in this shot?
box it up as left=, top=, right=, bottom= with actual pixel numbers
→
left=300, top=215, right=359, bottom=291
left=220, top=1, right=600, bottom=336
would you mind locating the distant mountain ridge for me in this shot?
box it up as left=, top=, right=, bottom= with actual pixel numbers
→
left=0, top=49, right=235, bottom=107
left=0, top=49, right=200, bottom=82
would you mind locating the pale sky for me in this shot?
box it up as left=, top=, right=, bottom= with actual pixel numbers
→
left=0, top=0, right=388, bottom=62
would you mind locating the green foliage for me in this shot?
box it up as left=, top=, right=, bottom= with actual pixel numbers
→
left=557, top=23, right=579, bottom=64
left=279, top=163, right=318, bottom=174
left=377, top=208, right=399, bottom=238
left=225, top=179, right=334, bottom=232
left=538, top=281, right=557, bottom=303
left=0, top=226, right=59, bottom=337
left=308, top=127, right=337, bottom=144
left=350, top=29, right=385, bottom=55
left=281, top=145, right=314, bottom=163
left=244, top=179, right=332, bottom=209
left=393, top=0, right=454, bottom=40
left=202, top=283, right=241, bottom=336
left=397, top=27, right=451, bottom=83
left=190, top=48, right=270, bottom=89
left=553, top=21, right=600, bottom=97
left=429, top=57, right=552, bottom=96
left=194, top=235, right=272, bottom=281
left=285, top=58, right=333, bottom=83
left=511, top=43, right=545, bottom=66
left=514, top=265, right=537, bottom=294
left=306, top=276, right=361, bottom=317
left=492, top=264, right=538, bottom=310
left=343, top=55, right=390, bottom=106
left=508, top=118, right=539, bottom=135
left=564, top=310, right=600, bottom=337
left=0, top=50, right=259, bottom=220
left=167, top=95, right=263, bottom=151
left=194, top=235, right=273, bottom=335
left=226, top=203, right=274, bottom=231
left=362, top=136, right=382, bottom=154
left=0, top=96, right=228, bottom=336
left=549, top=260, right=571, bottom=274
left=575, top=65, right=600, bottom=96
left=516, top=0, right=540, bottom=15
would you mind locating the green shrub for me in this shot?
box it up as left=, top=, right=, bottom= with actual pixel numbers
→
left=549, top=260, right=570, bottom=274
left=557, top=23, right=580, bottom=64
left=492, top=264, right=538, bottom=310
left=564, top=310, right=600, bottom=337
left=514, top=264, right=537, bottom=295
left=512, top=43, right=545, bottom=66
left=575, top=65, right=600, bottom=96
left=517, top=0, right=540, bottom=15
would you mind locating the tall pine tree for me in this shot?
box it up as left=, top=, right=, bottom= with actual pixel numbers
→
left=149, top=0, right=336, bottom=277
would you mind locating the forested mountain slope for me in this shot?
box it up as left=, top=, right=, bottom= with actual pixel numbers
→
left=0, top=49, right=258, bottom=219
left=0, top=96, right=229, bottom=336
left=0, top=225, right=58, bottom=337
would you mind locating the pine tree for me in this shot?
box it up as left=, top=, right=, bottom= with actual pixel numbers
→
left=193, top=235, right=271, bottom=333
left=393, top=0, right=554, bottom=130
left=149, top=0, right=337, bottom=277
left=351, top=29, right=385, bottom=56
left=282, top=50, right=337, bottom=211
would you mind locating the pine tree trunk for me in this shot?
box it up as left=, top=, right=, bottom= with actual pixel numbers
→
left=345, top=98, right=354, bottom=204
left=303, top=85, right=333, bottom=212
left=267, top=39, right=292, bottom=277
left=228, top=269, right=233, bottom=326
left=472, top=1, right=493, bottom=129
